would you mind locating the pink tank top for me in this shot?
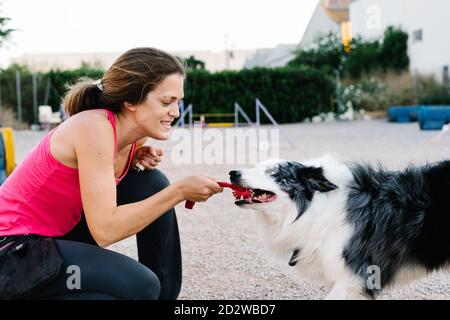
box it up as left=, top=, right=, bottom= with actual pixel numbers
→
left=0, top=109, right=137, bottom=237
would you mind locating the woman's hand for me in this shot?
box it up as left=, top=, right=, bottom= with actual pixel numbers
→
left=133, top=146, right=164, bottom=171
left=174, top=175, right=223, bottom=202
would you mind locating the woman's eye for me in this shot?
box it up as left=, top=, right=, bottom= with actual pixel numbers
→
left=162, top=101, right=171, bottom=106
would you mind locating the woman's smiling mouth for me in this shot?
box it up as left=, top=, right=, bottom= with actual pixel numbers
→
left=161, top=121, right=172, bottom=129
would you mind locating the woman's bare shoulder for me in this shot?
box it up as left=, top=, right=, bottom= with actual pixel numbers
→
left=64, top=110, right=112, bottom=134
left=70, top=109, right=110, bottom=123
left=50, top=110, right=114, bottom=168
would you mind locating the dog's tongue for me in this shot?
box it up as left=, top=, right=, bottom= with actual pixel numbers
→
left=185, top=182, right=252, bottom=209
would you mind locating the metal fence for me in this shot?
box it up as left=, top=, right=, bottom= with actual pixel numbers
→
left=0, top=70, right=60, bottom=126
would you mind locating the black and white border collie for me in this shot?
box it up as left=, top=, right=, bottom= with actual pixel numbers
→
left=229, top=154, right=450, bottom=299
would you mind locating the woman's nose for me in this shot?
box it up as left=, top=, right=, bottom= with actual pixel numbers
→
left=169, top=103, right=180, bottom=118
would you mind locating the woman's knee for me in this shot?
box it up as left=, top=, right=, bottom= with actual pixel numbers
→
left=117, top=168, right=171, bottom=204
left=146, top=168, right=170, bottom=190
left=123, top=266, right=161, bottom=300
left=37, top=240, right=161, bottom=300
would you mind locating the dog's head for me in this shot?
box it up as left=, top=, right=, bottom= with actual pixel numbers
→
left=229, top=159, right=338, bottom=219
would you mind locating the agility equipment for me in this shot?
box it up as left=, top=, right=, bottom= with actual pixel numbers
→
left=175, top=99, right=294, bottom=147
left=387, top=106, right=420, bottom=123
left=418, top=106, right=450, bottom=130
left=0, top=127, right=16, bottom=185
left=185, top=181, right=252, bottom=209
left=193, top=113, right=235, bottom=127
left=0, top=130, right=6, bottom=184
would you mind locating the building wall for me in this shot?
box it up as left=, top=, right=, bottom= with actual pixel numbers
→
left=350, top=0, right=450, bottom=81
left=9, top=49, right=257, bottom=73
left=243, top=44, right=297, bottom=69
left=299, top=2, right=341, bottom=49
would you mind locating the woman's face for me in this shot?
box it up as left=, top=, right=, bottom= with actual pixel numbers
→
left=136, top=73, right=184, bottom=140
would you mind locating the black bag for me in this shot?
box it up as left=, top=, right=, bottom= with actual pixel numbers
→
left=0, top=234, right=64, bottom=300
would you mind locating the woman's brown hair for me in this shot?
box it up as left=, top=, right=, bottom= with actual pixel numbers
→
left=62, top=47, right=186, bottom=116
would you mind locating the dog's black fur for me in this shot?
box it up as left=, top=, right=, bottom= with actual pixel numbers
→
left=343, top=160, right=450, bottom=297
left=231, top=157, right=450, bottom=298
left=267, top=163, right=338, bottom=221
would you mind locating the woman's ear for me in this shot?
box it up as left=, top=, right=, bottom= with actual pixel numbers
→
left=123, top=101, right=137, bottom=112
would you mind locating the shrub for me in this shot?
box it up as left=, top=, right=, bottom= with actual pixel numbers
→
left=0, top=64, right=335, bottom=125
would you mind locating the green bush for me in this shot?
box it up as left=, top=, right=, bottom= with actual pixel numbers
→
left=342, top=72, right=450, bottom=112
left=343, top=39, right=380, bottom=78
left=288, top=26, right=410, bottom=79
left=185, top=66, right=335, bottom=123
left=288, top=33, right=342, bottom=74
left=46, top=65, right=104, bottom=109
left=413, top=75, right=450, bottom=105
left=1, top=64, right=334, bottom=125
left=378, top=26, right=409, bottom=71
left=0, top=63, right=104, bottom=124
left=342, top=77, right=388, bottom=111
left=0, top=64, right=49, bottom=124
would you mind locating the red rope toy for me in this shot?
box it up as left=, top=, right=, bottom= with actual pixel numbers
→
left=185, top=182, right=253, bottom=209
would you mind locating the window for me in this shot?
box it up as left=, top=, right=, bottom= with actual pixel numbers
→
left=413, top=29, right=423, bottom=42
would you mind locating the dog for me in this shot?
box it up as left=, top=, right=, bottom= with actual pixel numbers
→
left=229, top=154, right=450, bottom=299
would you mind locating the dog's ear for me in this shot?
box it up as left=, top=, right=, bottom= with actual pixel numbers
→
left=298, top=166, right=338, bottom=193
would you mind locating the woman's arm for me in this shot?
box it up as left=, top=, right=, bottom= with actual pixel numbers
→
left=74, top=118, right=220, bottom=247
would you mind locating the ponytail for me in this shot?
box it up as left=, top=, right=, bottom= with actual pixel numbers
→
left=62, top=78, right=112, bottom=116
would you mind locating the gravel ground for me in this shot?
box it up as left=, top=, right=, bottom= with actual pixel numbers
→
left=12, top=119, right=450, bottom=300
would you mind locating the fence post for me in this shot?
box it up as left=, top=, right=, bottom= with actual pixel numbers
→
left=44, top=78, right=51, bottom=106
left=256, top=98, right=294, bottom=147
left=234, top=103, right=238, bottom=127
left=179, top=101, right=185, bottom=127
left=32, top=74, right=38, bottom=124
left=188, top=103, right=193, bottom=127
left=15, top=70, right=23, bottom=124
left=234, top=102, right=253, bottom=127
left=174, top=103, right=193, bottom=128
left=256, top=100, right=260, bottom=126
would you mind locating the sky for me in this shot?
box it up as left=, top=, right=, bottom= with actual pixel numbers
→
left=0, top=0, right=319, bottom=66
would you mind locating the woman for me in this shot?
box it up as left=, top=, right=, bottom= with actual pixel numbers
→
left=0, top=47, right=223, bottom=300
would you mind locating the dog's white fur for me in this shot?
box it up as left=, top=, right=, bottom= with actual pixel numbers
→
left=236, top=154, right=431, bottom=299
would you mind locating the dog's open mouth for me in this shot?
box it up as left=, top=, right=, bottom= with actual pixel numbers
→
left=234, top=188, right=277, bottom=205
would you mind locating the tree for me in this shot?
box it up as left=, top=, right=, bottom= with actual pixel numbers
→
left=343, top=37, right=381, bottom=78
left=378, top=26, right=409, bottom=71
left=288, top=27, right=409, bottom=79
left=0, top=3, right=14, bottom=49
left=287, top=33, right=342, bottom=73
left=185, top=55, right=205, bottom=70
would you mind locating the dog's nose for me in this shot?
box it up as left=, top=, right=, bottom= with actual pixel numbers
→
left=229, top=170, right=241, bottom=179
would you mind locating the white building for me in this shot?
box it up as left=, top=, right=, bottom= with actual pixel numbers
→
left=299, top=1, right=342, bottom=49
left=350, top=0, right=450, bottom=81
left=9, top=49, right=257, bottom=73
left=243, top=44, right=297, bottom=69
left=245, top=0, right=353, bottom=68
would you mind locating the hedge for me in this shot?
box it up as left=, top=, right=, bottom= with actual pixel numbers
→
left=184, top=66, right=335, bottom=123
left=1, top=65, right=335, bottom=125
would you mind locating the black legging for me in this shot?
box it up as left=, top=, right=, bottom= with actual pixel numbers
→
left=29, top=168, right=182, bottom=300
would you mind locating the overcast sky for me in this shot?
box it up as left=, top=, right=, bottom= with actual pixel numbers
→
left=0, top=0, right=319, bottom=66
